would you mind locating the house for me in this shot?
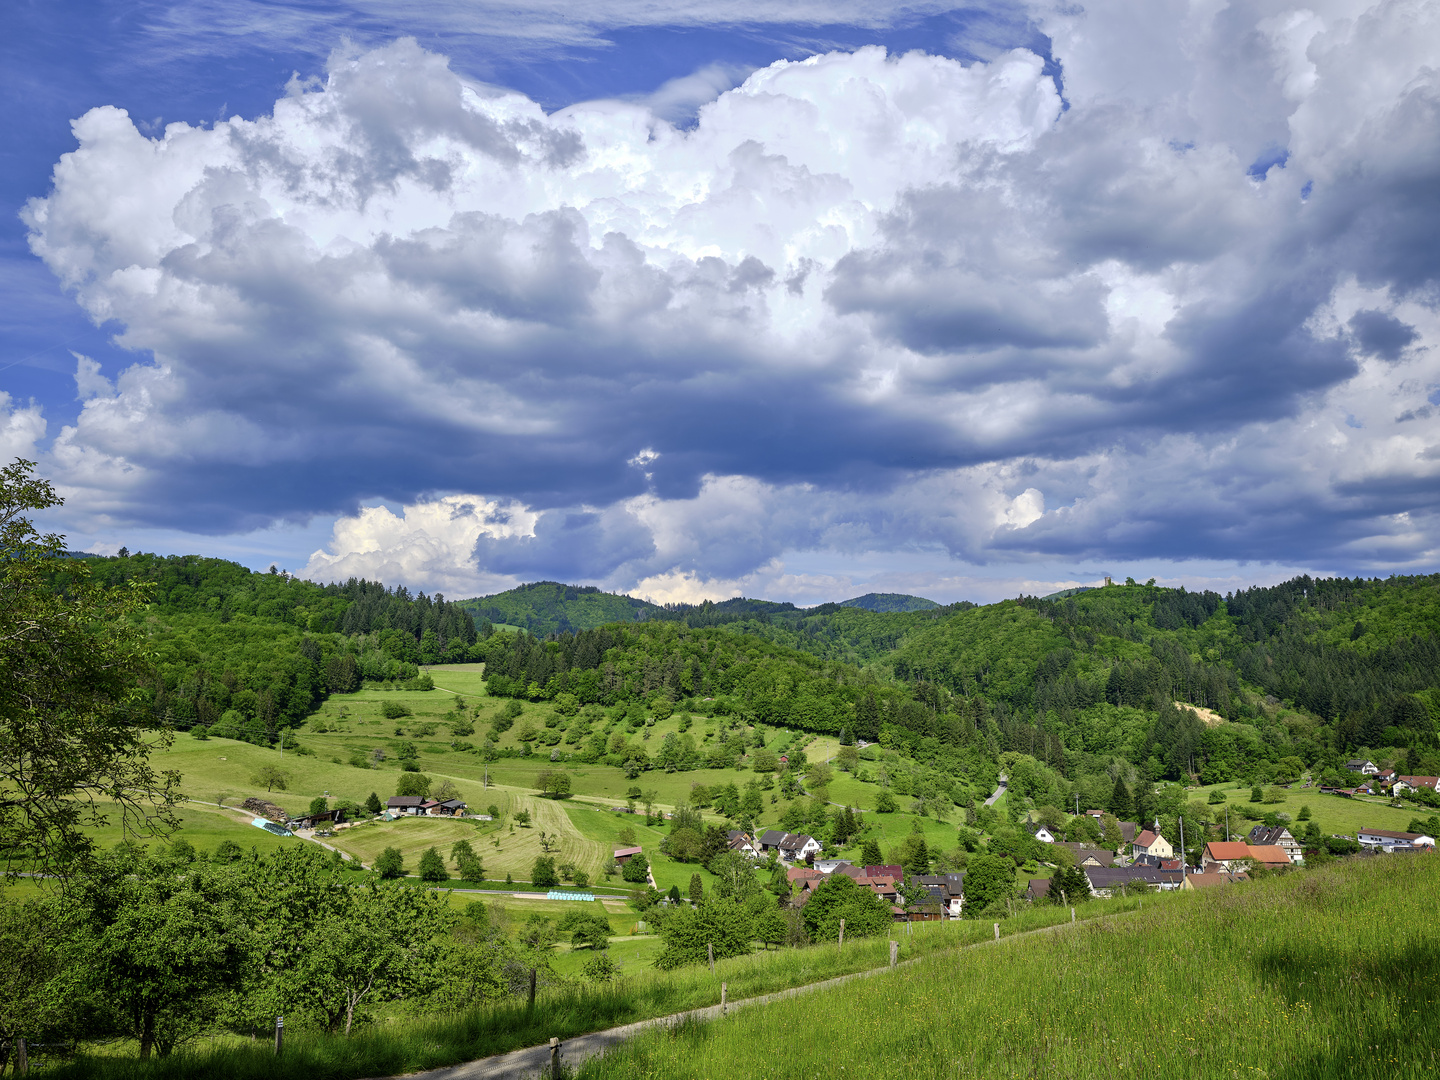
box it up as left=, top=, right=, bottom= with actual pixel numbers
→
left=1056, top=842, right=1114, bottom=867
left=1345, top=759, right=1380, bottom=775
left=786, top=866, right=825, bottom=887
left=1026, top=878, right=1052, bottom=901
left=1183, top=870, right=1246, bottom=890
left=386, top=796, right=426, bottom=816
left=898, top=890, right=946, bottom=921
left=726, top=830, right=761, bottom=858
left=914, top=873, right=965, bottom=917
left=427, top=799, right=467, bottom=817
left=1248, top=825, right=1304, bottom=863
left=834, top=864, right=867, bottom=881
left=1248, top=845, right=1293, bottom=868
left=613, top=846, right=644, bottom=865
left=1118, top=821, right=1139, bottom=845
left=1357, top=827, right=1437, bottom=852
left=862, top=864, right=904, bottom=880
left=1083, top=866, right=1170, bottom=898
left=758, top=829, right=788, bottom=855
left=814, top=858, right=853, bottom=874
left=1026, top=821, right=1058, bottom=844
left=777, top=833, right=822, bottom=862
left=1132, top=827, right=1174, bottom=861
left=1201, top=841, right=1254, bottom=871
left=1394, top=776, right=1440, bottom=793
left=864, top=875, right=902, bottom=903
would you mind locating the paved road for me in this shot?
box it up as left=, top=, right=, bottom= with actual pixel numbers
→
left=382, top=910, right=1127, bottom=1080
left=984, top=775, right=1008, bottom=806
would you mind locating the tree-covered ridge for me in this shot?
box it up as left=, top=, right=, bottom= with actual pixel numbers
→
left=459, top=581, right=661, bottom=636
left=839, top=592, right=940, bottom=612
left=51, top=554, right=485, bottom=745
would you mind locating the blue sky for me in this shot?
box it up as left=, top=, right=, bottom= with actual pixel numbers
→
left=4, top=0, right=1439, bottom=604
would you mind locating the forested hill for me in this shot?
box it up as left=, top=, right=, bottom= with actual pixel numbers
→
left=51, top=553, right=483, bottom=744
left=840, top=592, right=940, bottom=612
left=459, top=581, right=661, bottom=635
left=477, top=573, right=1438, bottom=804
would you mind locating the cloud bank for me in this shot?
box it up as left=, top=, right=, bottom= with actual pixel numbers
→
left=20, top=0, right=1440, bottom=599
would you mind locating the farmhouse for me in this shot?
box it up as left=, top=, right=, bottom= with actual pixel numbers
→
left=1202, top=841, right=1255, bottom=871
left=1346, top=759, right=1380, bottom=775
left=726, top=830, right=761, bottom=858
left=777, top=832, right=822, bottom=862
left=1394, top=776, right=1440, bottom=793
left=914, top=873, right=966, bottom=918
left=1248, top=824, right=1304, bottom=863
left=385, top=796, right=426, bottom=816
left=1056, top=842, right=1114, bottom=867
left=1084, top=866, right=1181, bottom=896
left=1357, top=827, right=1437, bottom=852
left=421, top=798, right=468, bottom=817
left=1248, top=845, right=1293, bottom=868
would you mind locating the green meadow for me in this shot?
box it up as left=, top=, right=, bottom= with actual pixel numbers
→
left=577, top=853, right=1440, bottom=1080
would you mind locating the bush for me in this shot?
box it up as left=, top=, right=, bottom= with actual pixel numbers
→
left=1208, top=790, right=1228, bottom=804
left=383, top=701, right=412, bottom=720
left=582, top=952, right=619, bottom=982
left=874, top=790, right=898, bottom=813
left=375, top=847, right=404, bottom=878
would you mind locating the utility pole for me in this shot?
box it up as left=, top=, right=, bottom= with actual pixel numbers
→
left=1179, top=816, right=1187, bottom=883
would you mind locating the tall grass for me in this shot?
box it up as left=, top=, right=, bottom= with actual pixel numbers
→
left=41, top=896, right=1148, bottom=1079
left=578, top=854, right=1440, bottom=1080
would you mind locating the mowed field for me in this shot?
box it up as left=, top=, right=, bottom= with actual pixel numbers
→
left=1187, top=779, right=1424, bottom=837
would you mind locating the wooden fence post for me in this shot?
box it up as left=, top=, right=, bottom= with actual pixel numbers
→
left=721, top=982, right=728, bottom=1016
left=708, top=942, right=714, bottom=974
left=1071, top=907, right=1076, bottom=923
left=993, top=923, right=1000, bottom=941
left=528, top=968, right=537, bottom=1012
left=890, top=940, right=898, bottom=968
left=838, top=918, right=845, bottom=952
left=274, top=1015, right=283, bottom=1056
left=549, top=1037, right=560, bottom=1075
left=16, top=1037, right=27, bottom=1076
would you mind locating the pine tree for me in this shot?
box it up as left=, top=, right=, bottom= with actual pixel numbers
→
left=689, top=872, right=704, bottom=904
left=365, top=791, right=382, bottom=816
left=1108, top=775, right=1132, bottom=820
left=861, top=837, right=884, bottom=866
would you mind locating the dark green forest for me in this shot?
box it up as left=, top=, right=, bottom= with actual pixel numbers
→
left=49, top=554, right=484, bottom=746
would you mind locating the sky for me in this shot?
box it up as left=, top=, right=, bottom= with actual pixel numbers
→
left=3, top=0, right=1439, bottom=605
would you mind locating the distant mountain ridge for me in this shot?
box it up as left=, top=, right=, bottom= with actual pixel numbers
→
left=839, top=592, right=939, bottom=612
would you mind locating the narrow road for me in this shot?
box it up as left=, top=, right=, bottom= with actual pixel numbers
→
left=382, top=909, right=1130, bottom=1080
left=984, top=775, right=1008, bottom=806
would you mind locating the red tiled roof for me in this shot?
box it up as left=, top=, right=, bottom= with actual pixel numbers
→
left=1134, top=830, right=1158, bottom=848
left=1205, top=842, right=1252, bottom=861
left=1248, top=845, right=1291, bottom=864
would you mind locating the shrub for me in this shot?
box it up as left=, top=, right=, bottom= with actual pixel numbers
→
left=383, top=701, right=412, bottom=719
left=874, top=790, right=898, bottom=813
left=582, top=952, right=619, bottom=982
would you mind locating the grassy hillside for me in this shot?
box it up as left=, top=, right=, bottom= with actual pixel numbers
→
left=578, top=853, right=1440, bottom=1080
